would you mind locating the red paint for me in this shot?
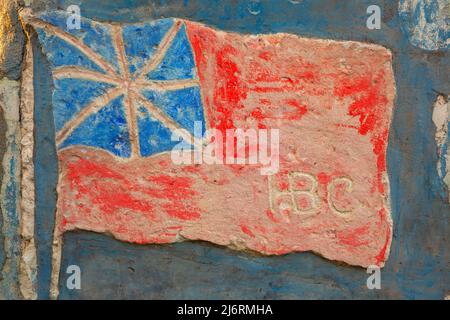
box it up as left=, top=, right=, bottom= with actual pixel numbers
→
left=334, top=70, right=391, bottom=194
left=163, top=204, right=201, bottom=220
left=372, top=129, right=389, bottom=193
left=284, top=99, right=308, bottom=120
left=241, top=225, right=256, bottom=238
left=265, top=209, right=280, bottom=223
left=317, top=172, right=331, bottom=185
left=54, top=21, right=396, bottom=268
left=212, top=44, right=247, bottom=135
left=66, top=159, right=155, bottom=216
left=337, top=225, right=370, bottom=247
left=372, top=208, right=392, bottom=265
left=334, top=72, right=389, bottom=136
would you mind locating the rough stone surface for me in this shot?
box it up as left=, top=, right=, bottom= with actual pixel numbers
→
left=0, top=89, right=5, bottom=279
left=0, top=0, right=25, bottom=80
left=0, top=0, right=448, bottom=300
left=399, top=0, right=450, bottom=51
left=52, top=0, right=449, bottom=300
left=25, top=10, right=395, bottom=281
left=0, top=78, right=22, bottom=299
left=19, top=40, right=37, bottom=299
left=0, top=105, right=5, bottom=190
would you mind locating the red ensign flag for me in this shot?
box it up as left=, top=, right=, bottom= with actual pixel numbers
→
left=33, top=16, right=395, bottom=267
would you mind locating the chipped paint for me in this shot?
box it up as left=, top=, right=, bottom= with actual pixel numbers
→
left=22, top=12, right=396, bottom=300
left=19, top=39, right=37, bottom=299
left=0, top=0, right=448, bottom=300
left=39, top=0, right=450, bottom=300
left=399, top=0, right=450, bottom=51
left=0, top=78, right=21, bottom=299
left=0, top=107, right=4, bottom=300
left=432, top=94, right=449, bottom=199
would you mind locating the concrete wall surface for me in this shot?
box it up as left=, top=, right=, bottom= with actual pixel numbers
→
left=0, top=0, right=448, bottom=300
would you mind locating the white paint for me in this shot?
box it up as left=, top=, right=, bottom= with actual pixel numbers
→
left=268, top=172, right=357, bottom=217
left=66, top=265, right=81, bottom=290
left=0, top=78, right=21, bottom=297
left=366, top=265, right=381, bottom=289
left=327, top=177, right=355, bottom=216
left=366, top=5, right=382, bottom=30
left=19, top=40, right=37, bottom=300
left=432, top=94, right=450, bottom=199
left=399, top=0, right=449, bottom=50
left=66, top=5, right=81, bottom=30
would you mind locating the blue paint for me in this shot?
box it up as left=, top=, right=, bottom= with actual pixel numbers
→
left=39, top=11, right=120, bottom=73
left=36, top=29, right=105, bottom=73
left=0, top=106, right=5, bottom=296
left=35, top=14, right=205, bottom=159
left=141, top=87, right=205, bottom=136
left=137, top=106, right=180, bottom=157
left=0, top=147, right=21, bottom=299
left=0, top=186, right=3, bottom=295
left=441, top=138, right=448, bottom=180
left=59, top=231, right=386, bottom=299
left=399, top=0, right=449, bottom=51
left=53, top=78, right=115, bottom=131
left=123, top=19, right=174, bottom=75
left=27, top=0, right=449, bottom=299
left=33, top=31, right=59, bottom=299
left=147, top=25, right=197, bottom=81
left=61, top=95, right=132, bottom=157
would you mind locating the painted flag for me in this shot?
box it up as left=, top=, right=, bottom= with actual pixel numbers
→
left=24, top=11, right=395, bottom=268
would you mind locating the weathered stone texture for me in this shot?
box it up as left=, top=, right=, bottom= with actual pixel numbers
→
left=399, top=0, right=450, bottom=51
left=0, top=78, right=21, bottom=299
left=0, top=0, right=25, bottom=80
left=0, top=0, right=447, bottom=300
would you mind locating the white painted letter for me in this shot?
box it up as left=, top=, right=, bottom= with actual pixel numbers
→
left=66, top=265, right=81, bottom=290
left=366, top=5, right=381, bottom=30
left=366, top=265, right=381, bottom=289
left=66, top=5, right=81, bottom=30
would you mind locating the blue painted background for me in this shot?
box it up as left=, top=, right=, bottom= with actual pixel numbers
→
left=29, top=0, right=449, bottom=299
